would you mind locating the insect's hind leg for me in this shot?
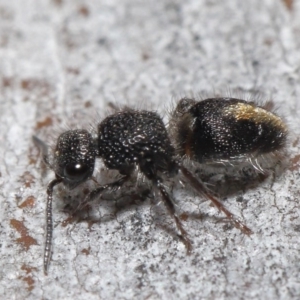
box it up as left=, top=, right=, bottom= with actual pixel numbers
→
left=180, top=165, right=253, bottom=236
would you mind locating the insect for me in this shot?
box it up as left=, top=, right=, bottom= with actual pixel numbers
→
left=33, top=97, right=287, bottom=274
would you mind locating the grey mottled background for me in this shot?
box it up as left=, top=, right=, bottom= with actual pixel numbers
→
left=1, top=0, right=300, bottom=299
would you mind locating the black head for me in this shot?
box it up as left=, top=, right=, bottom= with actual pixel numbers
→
left=53, top=129, right=96, bottom=189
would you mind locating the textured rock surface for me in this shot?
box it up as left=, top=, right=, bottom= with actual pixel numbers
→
left=1, top=0, right=300, bottom=299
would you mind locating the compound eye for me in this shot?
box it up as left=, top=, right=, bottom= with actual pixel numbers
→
left=64, top=163, right=90, bottom=181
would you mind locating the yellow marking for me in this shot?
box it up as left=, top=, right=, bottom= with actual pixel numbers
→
left=225, top=102, right=287, bottom=131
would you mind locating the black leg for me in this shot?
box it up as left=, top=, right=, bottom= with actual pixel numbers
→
left=44, top=178, right=62, bottom=275
left=32, top=135, right=52, bottom=167
left=155, top=179, right=192, bottom=254
left=180, top=165, right=253, bottom=235
left=140, top=160, right=192, bottom=253
left=73, top=174, right=132, bottom=213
